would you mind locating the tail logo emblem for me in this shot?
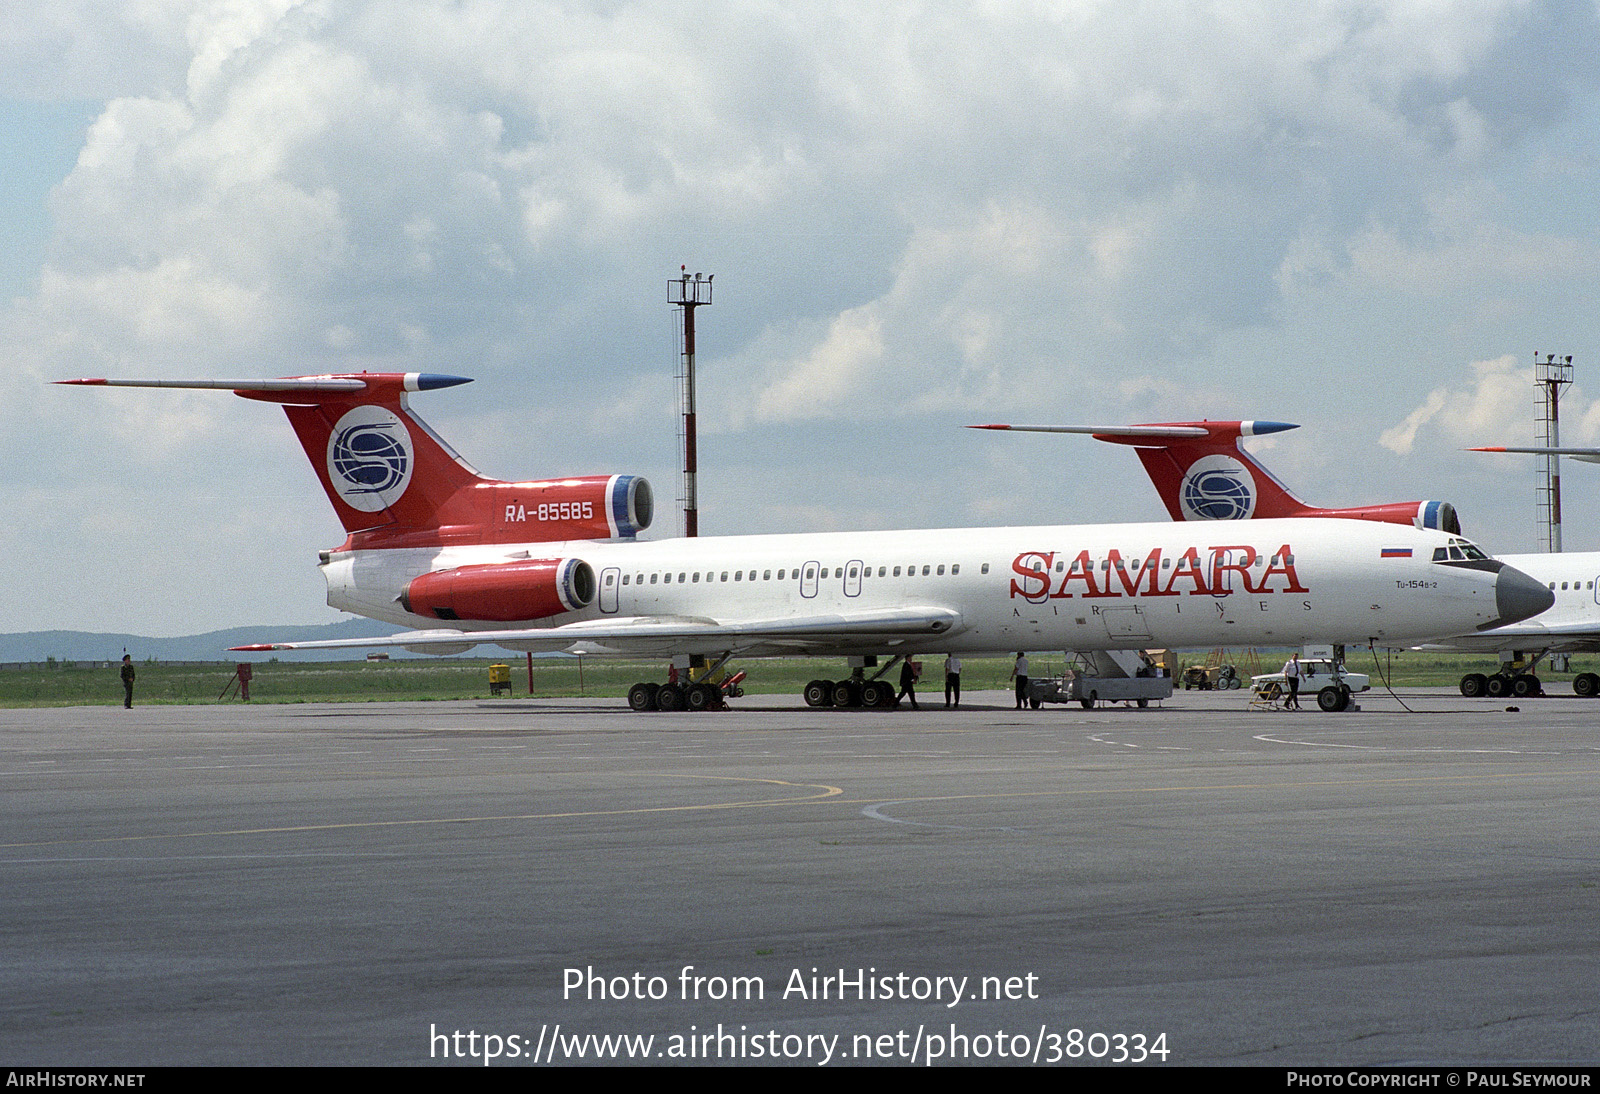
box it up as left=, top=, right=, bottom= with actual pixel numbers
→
left=1179, top=455, right=1256, bottom=521
left=326, top=406, right=414, bottom=512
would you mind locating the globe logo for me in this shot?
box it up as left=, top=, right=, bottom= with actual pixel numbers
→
left=1179, top=455, right=1256, bottom=520
left=325, top=406, right=414, bottom=512
left=333, top=424, right=408, bottom=491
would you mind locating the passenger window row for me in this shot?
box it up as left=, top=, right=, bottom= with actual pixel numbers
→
left=619, top=563, right=970, bottom=586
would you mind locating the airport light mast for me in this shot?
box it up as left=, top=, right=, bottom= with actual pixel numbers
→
left=669, top=268, right=713, bottom=537
left=1534, top=352, right=1572, bottom=553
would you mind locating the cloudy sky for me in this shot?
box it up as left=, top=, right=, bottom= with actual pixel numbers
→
left=5, top=0, right=1600, bottom=637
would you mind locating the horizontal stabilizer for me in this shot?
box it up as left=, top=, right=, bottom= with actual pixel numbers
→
left=968, top=421, right=1297, bottom=441
left=1471, top=445, right=1600, bottom=465
left=55, top=374, right=470, bottom=394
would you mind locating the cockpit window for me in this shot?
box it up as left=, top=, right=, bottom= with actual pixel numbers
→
left=1435, top=537, right=1491, bottom=563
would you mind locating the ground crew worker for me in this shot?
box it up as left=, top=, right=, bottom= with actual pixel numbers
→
left=1011, top=652, right=1030, bottom=709
left=944, top=653, right=962, bottom=708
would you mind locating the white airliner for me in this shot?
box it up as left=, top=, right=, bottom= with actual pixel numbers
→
left=59, top=375, right=1552, bottom=710
left=1462, top=444, right=1600, bottom=697
left=976, top=421, right=1595, bottom=698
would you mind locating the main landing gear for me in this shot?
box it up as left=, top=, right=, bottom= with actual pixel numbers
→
left=802, top=676, right=900, bottom=709
left=1458, top=667, right=1599, bottom=698
left=1457, top=672, right=1546, bottom=699
left=627, top=653, right=745, bottom=713
left=802, top=655, right=906, bottom=709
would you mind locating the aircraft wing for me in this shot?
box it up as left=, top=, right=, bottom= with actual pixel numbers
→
left=1421, top=618, right=1600, bottom=656
left=231, top=607, right=965, bottom=658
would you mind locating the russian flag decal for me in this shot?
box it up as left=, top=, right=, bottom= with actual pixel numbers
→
left=1380, top=547, right=1413, bottom=559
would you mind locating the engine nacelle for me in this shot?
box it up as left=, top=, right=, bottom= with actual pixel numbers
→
left=1319, top=501, right=1461, bottom=536
left=480, top=474, right=653, bottom=543
left=401, top=558, right=596, bottom=622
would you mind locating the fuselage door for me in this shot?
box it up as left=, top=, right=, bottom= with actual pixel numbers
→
left=1210, top=546, right=1249, bottom=596
left=801, top=561, right=821, bottom=599
left=1101, top=606, right=1153, bottom=642
left=844, top=560, right=863, bottom=597
left=599, top=567, right=620, bottom=613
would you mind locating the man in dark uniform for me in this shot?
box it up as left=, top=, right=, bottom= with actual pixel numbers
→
left=897, top=658, right=920, bottom=709
left=120, top=654, right=136, bottom=709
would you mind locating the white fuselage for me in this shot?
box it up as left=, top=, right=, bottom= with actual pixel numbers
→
left=321, top=518, right=1513, bottom=657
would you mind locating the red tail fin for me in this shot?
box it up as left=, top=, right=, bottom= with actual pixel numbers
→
left=1095, top=421, right=1307, bottom=521
left=970, top=420, right=1461, bottom=533
left=57, top=373, right=654, bottom=549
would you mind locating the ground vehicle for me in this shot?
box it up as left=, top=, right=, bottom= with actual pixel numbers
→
left=1251, top=658, right=1369, bottom=712
left=1029, top=651, right=1174, bottom=709
left=1182, top=664, right=1241, bottom=690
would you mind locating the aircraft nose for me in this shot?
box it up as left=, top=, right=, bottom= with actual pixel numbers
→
left=1490, top=564, right=1555, bottom=627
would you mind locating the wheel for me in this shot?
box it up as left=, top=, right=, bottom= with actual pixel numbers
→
left=655, top=684, right=684, bottom=711
left=627, top=682, right=658, bottom=712
left=1485, top=674, right=1510, bottom=698
left=831, top=680, right=860, bottom=708
left=1079, top=696, right=1093, bottom=709
left=1029, top=697, right=1041, bottom=709
left=1261, top=682, right=1283, bottom=702
left=1459, top=673, right=1488, bottom=698
left=686, top=682, right=717, bottom=711
left=1317, top=685, right=1345, bottom=712
left=803, top=679, right=832, bottom=707
left=1136, top=698, right=1149, bottom=708
left=860, top=680, right=891, bottom=708
left=1229, top=677, right=1243, bottom=690
left=1510, top=674, right=1538, bottom=698
left=1574, top=673, right=1600, bottom=697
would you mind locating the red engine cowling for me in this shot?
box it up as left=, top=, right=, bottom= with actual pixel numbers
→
left=1315, top=501, right=1460, bottom=535
left=472, top=474, right=653, bottom=544
left=401, top=558, right=596, bottom=622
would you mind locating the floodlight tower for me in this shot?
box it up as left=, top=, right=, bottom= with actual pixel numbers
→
left=1534, top=352, right=1573, bottom=553
left=669, top=268, right=713, bottom=537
